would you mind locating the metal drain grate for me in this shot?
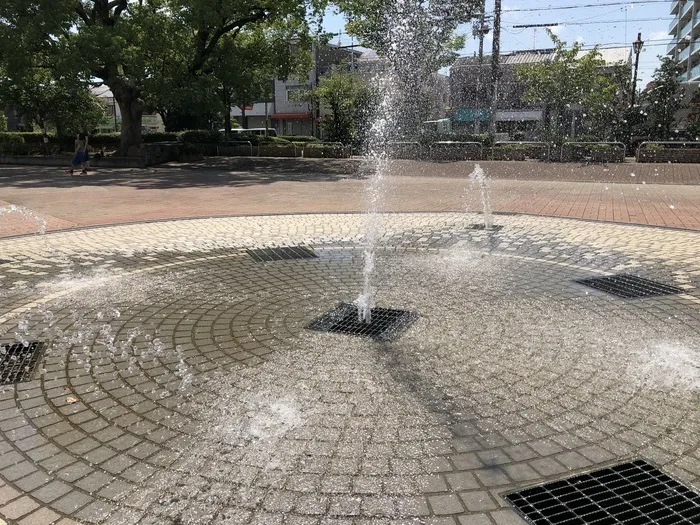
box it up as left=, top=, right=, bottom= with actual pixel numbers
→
left=307, top=303, right=418, bottom=341
left=1, top=342, right=45, bottom=384
left=246, top=246, right=317, bottom=262
left=470, top=224, right=504, bottom=231
left=576, top=274, right=683, bottom=299
left=506, top=459, right=700, bottom=524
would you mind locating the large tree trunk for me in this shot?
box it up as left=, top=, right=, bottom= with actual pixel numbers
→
left=110, top=80, right=144, bottom=157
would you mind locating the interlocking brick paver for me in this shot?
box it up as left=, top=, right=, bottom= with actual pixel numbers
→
left=0, top=496, right=39, bottom=520
left=18, top=507, right=62, bottom=525
left=1, top=210, right=700, bottom=524
left=428, top=494, right=464, bottom=515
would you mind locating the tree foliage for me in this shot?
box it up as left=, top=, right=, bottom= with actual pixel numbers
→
left=516, top=31, right=622, bottom=143
left=642, top=57, right=685, bottom=140
left=0, top=0, right=328, bottom=155
left=335, top=0, right=479, bottom=70
left=686, top=87, right=700, bottom=140
left=0, top=70, right=106, bottom=136
left=302, top=67, right=375, bottom=145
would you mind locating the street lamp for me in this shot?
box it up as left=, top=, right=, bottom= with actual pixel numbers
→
left=631, top=32, right=644, bottom=108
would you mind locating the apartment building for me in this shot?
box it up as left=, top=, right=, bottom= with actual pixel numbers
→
left=668, top=0, right=700, bottom=81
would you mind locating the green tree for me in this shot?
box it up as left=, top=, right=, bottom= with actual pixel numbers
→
left=0, top=70, right=106, bottom=137
left=516, top=31, right=620, bottom=143
left=642, top=57, right=685, bottom=140
left=212, top=25, right=312, bottom=134
left=302, top=67, right=374, bottom=144
left=336, top=0, right=477, bottom=70
left=0, top=0, right=327, bottom=155
left=0, top=113, right=7, bottom=132
left=335, top=0, right=479, bottom=138
left=686, top=88, right=700, bottom=140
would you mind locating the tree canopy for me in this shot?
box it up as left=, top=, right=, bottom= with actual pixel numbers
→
left=0, top=0, right=328, bottom=154
left=516, top=31, right=623, bottom=143
left=642, top=57, right=685, bottom=140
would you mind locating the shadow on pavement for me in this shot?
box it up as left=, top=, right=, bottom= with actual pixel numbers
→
left=0, top=158, right=366, bottom=190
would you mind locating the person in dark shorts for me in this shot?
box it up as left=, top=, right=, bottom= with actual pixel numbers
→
left=65, top=132, right=88, bottom=175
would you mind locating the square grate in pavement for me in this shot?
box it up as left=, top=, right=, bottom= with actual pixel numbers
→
left=246, top=246, right=318, bottom=262
left=470, top=224, right=504, bottom=231
left=307, top=303, right=418, bottom=341
left=506, top=459, right=700, bottom=525
left=1, top=342, right=46, bottom=384
left=575, top=274, right=683, bottom=299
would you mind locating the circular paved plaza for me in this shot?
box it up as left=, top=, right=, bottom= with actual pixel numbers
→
left=0, top=212, right=700, bottom=525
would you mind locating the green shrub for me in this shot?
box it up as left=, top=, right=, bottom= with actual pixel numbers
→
left=143, top=132, right=179, bottom=143
left=178, top=130, right=222, bottom=143
left=0, top=133, right=25, bottom=145
left=0, top=113, right=7, bottom=132
left=260, top=136, right=291, bottom=144
left=12, top=132, right=46, bottom=143
left=279, top=135, right=319, bottom=143
left=0, top=133, right=30, bottom=155
left=494, top=143, right=530, bottom=150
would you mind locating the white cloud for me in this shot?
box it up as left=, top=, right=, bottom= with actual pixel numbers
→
left=549, top=25, right=565, bottom=36
left=649, top=30, right=669, bottom=42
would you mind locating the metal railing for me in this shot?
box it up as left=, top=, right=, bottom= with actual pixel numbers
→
left=217, top=140, right=253, bottom=157
left=561, top=142, right=625, bottom=163
left=430, top=141, right=483, bottom=161
left=387, top=141, right=422, bottom=159
left=494, top=141, right=551, bottom=161
left=637, top=141, right=700, bottom=162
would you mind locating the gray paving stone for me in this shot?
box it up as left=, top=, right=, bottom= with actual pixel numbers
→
left=502, top=463, right=540, bottom=482
left=417, top=474, right=449, bottom=493
left=17, top=506, right=62, bottom=525
left=73, top=499, right=115, bottom=523
left=74, top=471, right=114, bottom=493
left=15, top=471, right=53, bottom=492
left=459, top=491, right=499, bottom=512
left=0, top=495, right=40, bottom=520
left=3, top=461, right=39, bottom=481
left=428, top=494, right=464, bottom=515
left=445, top=472, right=479, bottom=491
left=329, top=495, right=362, bottom=516
left=492, top=509, right=528, bottom=525
left=31, top=480, right=72, bottom=503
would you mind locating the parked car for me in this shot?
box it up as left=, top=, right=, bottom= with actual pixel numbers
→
left=220, top=128, right=278, bottom=137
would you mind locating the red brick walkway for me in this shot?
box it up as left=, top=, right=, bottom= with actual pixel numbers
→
left=1, top=159, right=700, bottom=237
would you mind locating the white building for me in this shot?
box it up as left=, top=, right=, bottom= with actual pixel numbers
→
left=90, top=87, right=165, bottom=133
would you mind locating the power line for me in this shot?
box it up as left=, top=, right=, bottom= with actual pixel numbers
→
left=508, top=17, right=672, bottom=28
left=496, top=1, right=668, bottom=13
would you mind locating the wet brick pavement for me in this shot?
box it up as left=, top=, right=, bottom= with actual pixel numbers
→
left=0, top=213, right=699, bottom=524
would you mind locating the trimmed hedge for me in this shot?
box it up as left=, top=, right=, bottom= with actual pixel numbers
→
left=143, top=132, right=178, bottom=143
left=178, top=130, right=223, bottom=144
left=279, top=135, right=319, bottom=143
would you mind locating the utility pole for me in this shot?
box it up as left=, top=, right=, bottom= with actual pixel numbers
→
left=472, top=12, right=491, bottom=132
left=488, top=0, right=502, bottom=136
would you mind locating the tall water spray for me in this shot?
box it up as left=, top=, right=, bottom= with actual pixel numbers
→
left=355, top=0, right=471, bottom=323
left=469, top=164, right=493, bottom=229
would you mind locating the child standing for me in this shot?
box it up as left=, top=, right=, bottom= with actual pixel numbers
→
left=65, top=133, right=88, bottom=175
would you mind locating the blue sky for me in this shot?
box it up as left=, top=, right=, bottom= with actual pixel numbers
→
left=323, top=1, right=673, bottom=85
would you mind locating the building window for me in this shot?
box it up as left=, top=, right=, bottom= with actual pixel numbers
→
left=286, top=86, right=306, bottom=102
